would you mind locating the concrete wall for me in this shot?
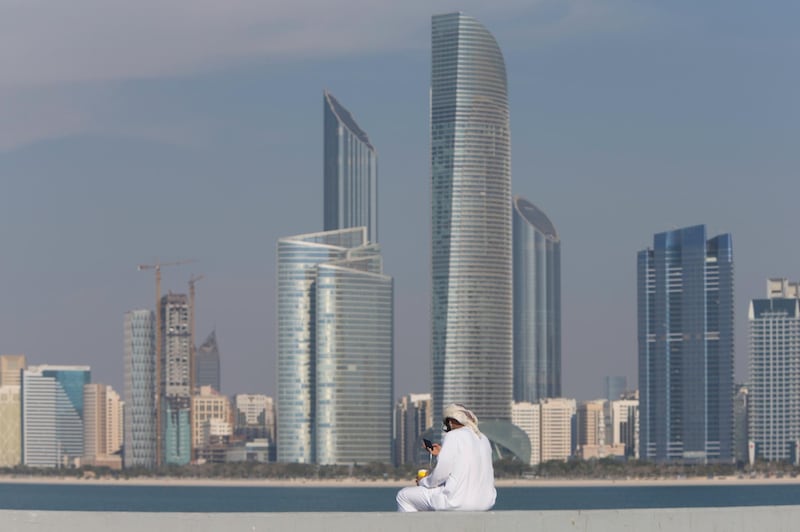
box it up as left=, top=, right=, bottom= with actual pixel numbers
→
left=2, top=506, right=799, bottom=532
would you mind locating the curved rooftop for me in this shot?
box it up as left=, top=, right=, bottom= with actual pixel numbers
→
left=513, top=195, right=559, bottom=239
left=323, top=90, right=373, bottom=150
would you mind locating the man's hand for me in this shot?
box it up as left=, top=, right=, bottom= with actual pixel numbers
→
left=430, top=443, right=442, bottom=456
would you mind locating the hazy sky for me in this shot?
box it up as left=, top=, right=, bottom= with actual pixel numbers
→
left=0, top=1, right=797, bottom=401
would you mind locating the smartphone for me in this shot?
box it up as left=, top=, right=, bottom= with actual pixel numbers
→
left=423, top=438, right=434, bottom=451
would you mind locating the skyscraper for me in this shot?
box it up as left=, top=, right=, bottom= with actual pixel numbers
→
left=276, top=227, right=393, bottom=464
left=604, top=376, right=627, bottom=403
left=195, top=330, right=221, bottom=393
left=22, top=365, right=91, bottom=467
left=393, top=393, right=433, bottom=466
left=323, top=90, right=378, bottom=243
left=431, top=12, right=512, bottom=421
left=748, top=278, right=800, bottom=461
left=512, top=196, right=561, bottom=403
left=123, top=309, right=156, bottom=468
left=160, top=293, right=192, bottom=465
left=637, top=224, right=734, bottom=462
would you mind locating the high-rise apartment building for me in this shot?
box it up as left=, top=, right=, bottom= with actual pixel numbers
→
left=511, top=401, right=541, bottom=465
left=748, top=279, right=800, bottom=461
left=540, top=398, right=576, bottom=462
left=192, top=385, right=231, bottom=451
left=277, top=227, right=393, bottom=464
left=22, top=365, right=91, bottom=467
left=83, top=383, right=124, bottom=468
left=610, top=397, right=639, bottom=459
left=123, top=309, right=156, bottom=468
left=576, top=400, right=606, bottom=459
left=637, top=224, right=734, bottom=462
left=393, top=393, right=433, bottom=466
left=0, top=354, right=26, bottom=387
left=431, top=12, right=512, bottom=421
left=195, top=330, right=221, bottom=393
left=0, top=354, right=26, bottom=467
left=323, top=90, right=378, bottom=244
left=0, top=385, right=21, bottom=466
left=512, top=196, right=561, bottom=403
left=234, top=394, right=275, bottom=444
left=161, top=293, right=192, bottom=465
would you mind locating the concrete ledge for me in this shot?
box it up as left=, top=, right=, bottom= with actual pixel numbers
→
left=3, top=506, right=800, bottom=532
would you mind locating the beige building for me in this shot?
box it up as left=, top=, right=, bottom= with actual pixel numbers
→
left=234, top=393, right=275, bottom=443
left=610, top=397, right=639, bottom=459
left=576, top=400, right=606, bottom=459
left=0, top=354, right=26, bottom=387
left=0, top=385, right=21, bottom=466
left=83, top=384, right=124, bottom=468
left=540, top=398, right=576, bottom=462
left=511, top=401, right=541, bottom=465
left=192, top=386, right=231, bottom=451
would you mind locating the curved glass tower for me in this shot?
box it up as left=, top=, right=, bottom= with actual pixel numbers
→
left=431, top=13, right=512, bottom=420
left=123, top=309, right=156, bottom=468
left=512, top=196, right=561, bottom=403
left=277, top=227, right=393, bottom=463
left=315, top=253, right=393, bottom=464
left=324, top=91, right=378, bottom=243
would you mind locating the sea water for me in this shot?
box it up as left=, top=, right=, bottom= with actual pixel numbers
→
left=2, top=482, right=800, bottom=512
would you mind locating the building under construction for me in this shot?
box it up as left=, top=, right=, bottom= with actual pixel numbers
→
left=160, top=293, right=192, bottom=465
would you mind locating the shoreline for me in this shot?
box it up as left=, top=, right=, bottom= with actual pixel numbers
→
left=1, top=475, right=799, bottom=488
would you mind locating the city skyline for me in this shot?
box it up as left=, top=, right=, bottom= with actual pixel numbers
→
left=0, top=2, right=797, bottom=404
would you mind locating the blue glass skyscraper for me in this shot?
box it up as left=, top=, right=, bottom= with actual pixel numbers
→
left=431, top=12, right=512, bottom=421
left=512, top=196, right=561, bottom=403
left=195, top=330, right=221, bottom=393
left=637, top=225, right=734, bottom=462
left=324, top=91, right=378, bottom=244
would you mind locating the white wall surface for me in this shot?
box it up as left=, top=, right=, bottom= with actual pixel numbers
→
left=2, top=506, right=799, bottom=532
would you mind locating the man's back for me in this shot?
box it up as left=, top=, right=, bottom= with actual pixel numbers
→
left=428, top=427, right=496, bottom=510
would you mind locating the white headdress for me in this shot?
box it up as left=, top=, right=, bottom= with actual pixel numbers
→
left=442, top=403, right=481, bottom=435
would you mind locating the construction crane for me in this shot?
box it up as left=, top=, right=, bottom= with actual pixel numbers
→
left=137, top=258, right=197, bottom=466
left=188, top=273, right=204, bottom=461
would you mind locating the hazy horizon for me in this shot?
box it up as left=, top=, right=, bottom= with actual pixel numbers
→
left=1, top=1, right=797, bottom=403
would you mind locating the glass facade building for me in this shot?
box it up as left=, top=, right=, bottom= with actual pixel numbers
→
left=21, top=365, right=91, bottom=467
left=748, top=279, right=800, bottom=461
left=431, top=12, right=512, bottom=421
left=277, top=227, right=393, bottom=464
left=512, top=196, right=561, bottom=403
left=123, top=309, right=156, bottom=468
left=637, top=225, right=734, bottom=462
left=160, top=294, right=192, bottom=465
left=324, top=91, right=378, bottom=244
left=196, top=330, right=221, bottom=393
